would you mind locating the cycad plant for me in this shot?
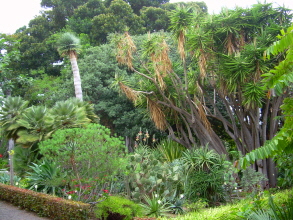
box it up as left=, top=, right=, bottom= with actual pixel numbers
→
left=0, top=96, right=28, bottom=185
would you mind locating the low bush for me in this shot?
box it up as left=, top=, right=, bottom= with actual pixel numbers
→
left=95, top=196, right=143, bottom=220
left=0, top=183, right=93, bottom=220
left=160, top=188, right=293, bottom=220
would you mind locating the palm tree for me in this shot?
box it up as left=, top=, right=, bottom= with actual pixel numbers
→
left=57, top=32, right=83, bottom=101
left=0, top=96, right=28, bottom=185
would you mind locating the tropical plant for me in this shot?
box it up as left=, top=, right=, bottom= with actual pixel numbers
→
left=182, top=146, right=224, bottom=172
left=248, top=195, right=293, bottom=220
left=15, top=105, right=54, bottom=147
left=157, top=139, right=185, bottom=162
left=240, top=168, right=268, bottom=196
left=57, top=32, right=83, bottom=100
left=240, top=24, right=293, bottom=169
left=275, top=153, right=293, bottom=188
left=140, top=194, right=171, bottom=217
left=0, top=172, right=21, bottom=185
left=184, top=168, right=226, bottom=204
left=112, top=4, right=293, bottom=187
left=0, top=96, right=28, bottom=185
left=26, top=159, right=67, bottom=195
left=39, top=123, right=125, bottom=201
left=125, top=145, right=183, bottom=201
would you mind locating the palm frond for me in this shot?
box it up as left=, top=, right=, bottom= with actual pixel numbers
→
left=56, top=32, right=80, bottom=56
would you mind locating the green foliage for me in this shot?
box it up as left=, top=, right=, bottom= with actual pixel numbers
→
left=90, top=0, right=145, bottom=44
left=159, top=189, right=293, bottom=220
left=182, top=146, right=224, bottom=172
left=184, top=168, right=225, bottom=204
left=13, top=146, right=40, bottom=177
left=0, top=158, right=8, bottom=170
left=264, top=25, right=293, bottom=95
left=24, top=74, right=70, bottom=106
left=240, top=168, right=268, bottom=196
left=248, top=195, right=293, bottom=220
left=240, top=97, right=293, bottom=169
left=222, top=161, right=239, bottom=201
left=184, top=199, right=208, bottom=212
left=39, top=123, right=125, bottom=197
left=140, top=193, right=170, bottom=217
left=57, top=32, right=81, bottom=56
left=77, top=43, right=162, bottom=139
left=181, top=147, right=226, bottom=203
left=26, top=159, right=67, bottom=196
left=0, top=173, right=21, bottom=185
left=240, top=24, right=293, bottom=169
left=95, top=196, right=143, bottom=220
left=0, top=96, right=29, bottom=140
left=126, top=146, right=183, bottom=201
left=157, top=139, right=185, bottom=162
left=140, top=6, right=170, bottom=32
left=275, top=153, right=293, bottom=188
left=0, top=183, right=92, bottom=219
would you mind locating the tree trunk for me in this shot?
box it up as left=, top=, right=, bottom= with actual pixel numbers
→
left=8, top=138, right=14, bottom=186
left=69, top=52, right=83, bottom=101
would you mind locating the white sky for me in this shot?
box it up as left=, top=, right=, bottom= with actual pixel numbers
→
left=0, top=0, right=292, bottom=34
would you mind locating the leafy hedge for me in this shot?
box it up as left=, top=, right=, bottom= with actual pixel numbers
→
left=0, top=183, right=94, bottom=220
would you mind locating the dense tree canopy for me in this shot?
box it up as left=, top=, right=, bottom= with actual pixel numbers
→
left=112, top=3, right=292, bottom=186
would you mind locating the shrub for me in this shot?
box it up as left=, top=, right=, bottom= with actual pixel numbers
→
left=39, top=123, right=126, bottom=202
left=0, top=183, right=92, bottom=220
left=95, top=196, right=143, bottom=220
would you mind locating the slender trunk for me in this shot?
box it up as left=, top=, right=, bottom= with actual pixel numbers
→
left=69, top=52, right=83, bottom=101
left=8, top=138, right=14, bottom=186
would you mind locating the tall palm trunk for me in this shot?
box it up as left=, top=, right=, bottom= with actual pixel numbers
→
left=69, top=52, right=83, bottom=101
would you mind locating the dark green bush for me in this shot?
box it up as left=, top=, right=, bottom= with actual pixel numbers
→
left=95, top=196, right=143, bottom=220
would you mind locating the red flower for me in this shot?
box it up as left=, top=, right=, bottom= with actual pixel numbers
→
left=103, top=189, right=109, bottom=193
left=0, top=154, right=3, bottom=158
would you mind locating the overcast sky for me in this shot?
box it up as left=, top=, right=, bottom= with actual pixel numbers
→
left=0, top=0, right=292, bottom=34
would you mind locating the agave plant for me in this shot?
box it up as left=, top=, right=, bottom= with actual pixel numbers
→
left=26, top=159, right=67, bottom=196
left=182, top=145, right=223, bottom=172
left=140, top=194, right=171, bottom=217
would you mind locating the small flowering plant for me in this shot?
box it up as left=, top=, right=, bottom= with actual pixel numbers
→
left=102, top=189, right=110, bottom=198
left=63, top=178, right=112, bottom=202
left=134, top=128, right=156, bottom=148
